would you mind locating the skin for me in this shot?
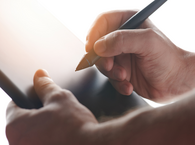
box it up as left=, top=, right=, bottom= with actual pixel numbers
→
left=6, top=69, right=195, bottom=145
left=86, top=10, right=195, bottom=102
left=6, top=69, right=98, bottom=145
left=6, top=10, right=195, bottom=144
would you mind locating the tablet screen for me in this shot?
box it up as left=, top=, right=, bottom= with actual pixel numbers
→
left=0, top=0, right=147, bottom=116
left=0, top=0, right=107, bottom=108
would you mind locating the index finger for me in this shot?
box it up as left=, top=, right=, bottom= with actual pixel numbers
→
left=85, top=10, right=138, bottom=52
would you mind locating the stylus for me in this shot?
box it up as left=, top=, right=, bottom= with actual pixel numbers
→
left=76, top=0, right=167, bottom=71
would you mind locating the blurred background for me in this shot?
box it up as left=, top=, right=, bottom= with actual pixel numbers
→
left=1, top=0, right=195, bottom=144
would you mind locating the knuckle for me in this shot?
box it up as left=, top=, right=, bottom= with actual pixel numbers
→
left=143, top=28, right=159, bottom=46
left=95, top=12, right=108, bottom=28
left=48, top=89, right=73, bottom=103
left=97, top=12, right=106, bottom=20
left=111, top=31, right=124, bottom=51
left=62, top=90, right=74, bottom=98
left=49, top=90, right=65, bottom=103
left=126, top=9, right=139, bottom=16
left=144, top=28, right=158, bottom=39
left=97, top=11, right=111, bottom=21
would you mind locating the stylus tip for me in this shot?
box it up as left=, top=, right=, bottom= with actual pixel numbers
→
left=75, top=58, right=90, bottom=71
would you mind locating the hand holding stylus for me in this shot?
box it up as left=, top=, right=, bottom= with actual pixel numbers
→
left=6, top=1, right=195, bottom=144
left=85, top=10, right=195, bottom=102
left=76, top=0, right=167, bottom=71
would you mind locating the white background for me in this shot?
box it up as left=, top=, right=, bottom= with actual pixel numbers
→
left=1, top=0, right=195, bottom=144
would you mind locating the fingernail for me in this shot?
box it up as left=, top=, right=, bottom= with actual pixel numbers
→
left=94, top=37, right=106, bottom=55
left=36, top=69, right=50, bottom=78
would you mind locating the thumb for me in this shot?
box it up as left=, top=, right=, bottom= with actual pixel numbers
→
left=94, top=29, right=156, bottom=57
left=33, top=69, right=61, bottom=106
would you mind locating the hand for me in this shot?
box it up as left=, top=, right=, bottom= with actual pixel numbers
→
left=86, top=10, right=195, bottom=102
left=6, top=70, right=195, bottom=145
left=6, top=69, right=98, bottom=145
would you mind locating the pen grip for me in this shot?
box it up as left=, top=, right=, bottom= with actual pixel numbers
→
left=76, top=0, right=167, bottom=71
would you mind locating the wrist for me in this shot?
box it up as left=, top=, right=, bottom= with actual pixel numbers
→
left=90, top=107, right=154, bottom=145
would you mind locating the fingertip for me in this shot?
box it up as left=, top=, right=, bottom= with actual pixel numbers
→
left=35, top=69, right=50, bottom=78
left=85, top=34, right=95, bottom=52
left=96, top=57, right=114, bottom=72
left=85, top=40, right=91, bottom=52
left=120, top=82, right=133, bottom=96
left=34, top=69, right=52, bottom=83
left=110, top=80, right=133, bottom=96
left=85, top=30, right=96, bottom=52
left=94, top=37, right=107, bottom=56
left=113, top=66, right=127, bottom=81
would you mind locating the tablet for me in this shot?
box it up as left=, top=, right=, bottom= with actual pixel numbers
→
left=0, top=0, right=148, bottom=118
